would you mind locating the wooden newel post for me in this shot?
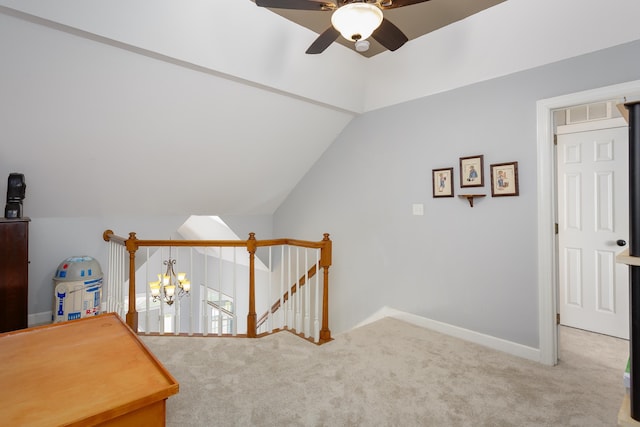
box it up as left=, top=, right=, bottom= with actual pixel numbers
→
left=247, top=232, right=257, bottom=338
left=319, top=233, right=332, bottom=342
left=125, top=232, right=139, bottom=331
left=627, top=101, right=640, bottom=420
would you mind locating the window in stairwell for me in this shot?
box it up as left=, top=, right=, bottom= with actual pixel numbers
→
left=164, top=314, right=174, bottom=334
left=207, top=288, right=234, bottom=335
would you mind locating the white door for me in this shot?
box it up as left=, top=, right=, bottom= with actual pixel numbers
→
left=557, top=118, right=629, bottom=339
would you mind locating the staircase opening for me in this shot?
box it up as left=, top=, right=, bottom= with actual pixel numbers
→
left=103, top=224, right=333, bottom=343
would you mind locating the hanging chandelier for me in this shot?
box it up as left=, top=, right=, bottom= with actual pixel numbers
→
left=149, top=257, right=191, bottom=305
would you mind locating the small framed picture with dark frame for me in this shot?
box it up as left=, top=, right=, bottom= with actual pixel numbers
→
left=432, top=167, right=454, bottom=198
left=490, top=161, right=519, bottom=197
left=459, top=155, right=484, bottom=188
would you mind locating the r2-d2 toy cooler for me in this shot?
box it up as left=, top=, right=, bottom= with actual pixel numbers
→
left=53, top=256, right=103, bottom=323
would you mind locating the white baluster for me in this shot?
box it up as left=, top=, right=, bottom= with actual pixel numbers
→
left=111, top=242, right=116, bottom=313
left=287, top=246, right=293, bottom=330
left=203, top=293, right=208, bottom=337
left=114, top=243, right=120, bottom=316
left=267, top=246, right=272, bottom=333
left=233, top=247, right=237, bottom=336
left=111, top=242, right=117, bottom=315
left=296, top=246, right=302, bottom=334
left=159, top=247, right=165, bottom=335
left=218, top=246, right=222, bottom=336
left=145, top=247, right=150, bottom=335
left=174, top=297, right=180, bottom=336
left=108, top=241, right=113, bottom=313
left=189, top=247, right=194, bottom=336
left=204, top=252, right=209, bottom=336
left=280, top=245, right=284, bottom=330
left=105, top=242, right=112, bottom=313
left=304, top=248, right=310, bottom=338
left=104, top=242, right=110, bottom=313
left=314, top=249, right=320, bottom=343
left=121, top=244, right=126, bottom=319
left=117, top=244, right=125, bottom=319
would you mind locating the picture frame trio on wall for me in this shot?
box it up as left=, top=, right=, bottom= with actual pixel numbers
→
left=432, top=155, right=519, bottom=199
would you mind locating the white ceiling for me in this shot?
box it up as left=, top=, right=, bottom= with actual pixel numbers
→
left=1, top=0, right=640, bottom=218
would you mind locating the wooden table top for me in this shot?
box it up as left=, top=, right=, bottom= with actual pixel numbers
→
left=0, top=313, right=178, bottom=426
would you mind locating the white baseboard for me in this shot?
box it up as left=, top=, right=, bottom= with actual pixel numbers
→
left=354, top=306, right=541, bottom=363
left=28, top=311, right=52, bottom=327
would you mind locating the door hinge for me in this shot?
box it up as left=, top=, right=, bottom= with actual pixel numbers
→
left=555, top=223, right=559, bottom=234
left=556, top=313, right=560, bottom=325
left=554, top=134, right=558, bottom=146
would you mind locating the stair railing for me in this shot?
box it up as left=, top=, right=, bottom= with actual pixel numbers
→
left=103, top=230, right=332, bottom=343
left=256, top=263, right=318, bottom=331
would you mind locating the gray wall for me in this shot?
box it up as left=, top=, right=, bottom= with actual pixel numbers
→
left=274, top=40, right=640, bottom=348
left=5, top=2, right=639, bottom=349
left=28, top=216, right=189, bottom=317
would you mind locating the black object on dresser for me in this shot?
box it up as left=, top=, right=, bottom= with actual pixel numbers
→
left=5, top=173, right=26, bottom=219
left=0, top=218, right=29, bottom=332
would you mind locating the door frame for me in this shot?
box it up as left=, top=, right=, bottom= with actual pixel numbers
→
left=537, top=79, right=640, bottom=365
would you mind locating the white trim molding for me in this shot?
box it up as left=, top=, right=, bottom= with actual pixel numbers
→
left=28, top=311, right=52, bottom=327
left=536, top=79, right=640, bottom=366
left=354, top=306, right=540, bottom=362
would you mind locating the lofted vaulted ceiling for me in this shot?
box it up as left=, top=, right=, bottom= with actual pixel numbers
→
left=259, top=0, right=506, bottom=57
left=1, top=0, right=639, bottom=219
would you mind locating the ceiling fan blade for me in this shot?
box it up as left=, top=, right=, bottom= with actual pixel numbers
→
left=306, top=26, right=340, bottom=54
left=255, top=0, right=334, bottom=11
left=378, top=0, right=431, bottom=10
left=371, top=18, right=409, bottom=51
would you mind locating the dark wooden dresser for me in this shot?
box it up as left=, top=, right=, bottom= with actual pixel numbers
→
left=0, top=218, right=29, bottom=332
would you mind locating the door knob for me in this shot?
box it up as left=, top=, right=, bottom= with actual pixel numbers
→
left=617, top=239, right=627, bottom=247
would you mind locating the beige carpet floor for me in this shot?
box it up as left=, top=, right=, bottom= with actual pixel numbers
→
left=142, top=317, right=628, bottom=426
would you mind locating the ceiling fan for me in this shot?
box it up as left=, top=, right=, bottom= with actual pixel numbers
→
left=254, top=0, right=431, bottom=54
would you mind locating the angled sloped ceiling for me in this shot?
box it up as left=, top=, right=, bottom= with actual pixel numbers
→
left=1, top=0, right=640, bottom=219
left=0, top=1, right=358, bottom=218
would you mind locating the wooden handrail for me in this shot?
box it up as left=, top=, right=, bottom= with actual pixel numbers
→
left=206, top=300, right=235, bottom=318
left=103, top=231, right=328, bottom=250
left=103, top=230, right=332, bottom=343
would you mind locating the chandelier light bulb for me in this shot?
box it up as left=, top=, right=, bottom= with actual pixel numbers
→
left=165, top=285, right=176, bottom=298
left=149, top=281, right=161, bottom=297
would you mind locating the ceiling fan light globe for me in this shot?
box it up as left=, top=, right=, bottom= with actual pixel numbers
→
left=331, top=3, right=383, bottom=43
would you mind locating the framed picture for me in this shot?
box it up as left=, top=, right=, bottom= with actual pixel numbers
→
left=432, top=167, right=454, bottom=198
left=490, top=161, right=519, bottom=197
left=459, top=155, right=484, bottom=188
